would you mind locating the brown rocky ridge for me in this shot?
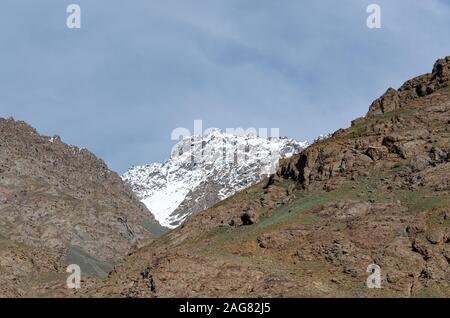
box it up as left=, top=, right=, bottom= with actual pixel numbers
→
left=0, top=119, right=165, bottom=297
left=85, top=57, right=450, bottom=298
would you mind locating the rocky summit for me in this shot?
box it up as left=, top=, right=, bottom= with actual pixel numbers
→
left=87, top=57, right=450, bottom=298
left=0, top=118, right=164, bottom=297
left=123, top=130, right=307, bottom=228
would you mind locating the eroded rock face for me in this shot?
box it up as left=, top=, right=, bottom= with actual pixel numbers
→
left=0, top=118, right=163, bottom=295
left=367, top=56, right=450, bottom=117
left=432, top=56, right=450, bottom=83
left=241, top=210, right=257, bottom=225
left=277, top=58, right=449, bottom=192
left=367, top=88, right=401, bottom=116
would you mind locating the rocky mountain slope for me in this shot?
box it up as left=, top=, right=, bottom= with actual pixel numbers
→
left=89, top=57, right=450, bottom=298
left=0, top=118, right=164, bottom=297
left=123, top=129, right=307, bottom=228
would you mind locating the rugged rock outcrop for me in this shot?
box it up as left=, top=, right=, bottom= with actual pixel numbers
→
left=278, top=57, right=450, bottom=192
left=367, top=56, right=450, bottom=117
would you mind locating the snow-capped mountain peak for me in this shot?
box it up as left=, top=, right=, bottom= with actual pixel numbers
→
left=122, top=130, right=308, bottom=228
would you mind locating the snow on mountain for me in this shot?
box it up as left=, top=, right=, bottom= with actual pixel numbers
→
left=122, top=129, right=308, bottom=228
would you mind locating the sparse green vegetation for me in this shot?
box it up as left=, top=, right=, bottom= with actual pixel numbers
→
left=433, top=84, right=450, bottom=94
left=394, top=190, right=450, bottom=213
left=347, top=107, right=416, bottom=140
left=66, top=246, right=115, bottom=278
left=143, top=218, right=169, bottom=237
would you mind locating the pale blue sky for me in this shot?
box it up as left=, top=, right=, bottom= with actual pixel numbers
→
left=1, top=0, right=450, bottom=172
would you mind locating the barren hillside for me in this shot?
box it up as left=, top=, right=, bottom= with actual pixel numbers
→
left=89, top=57, right=450, bottom=298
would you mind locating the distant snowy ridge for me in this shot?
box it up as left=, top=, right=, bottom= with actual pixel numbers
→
left=122, top=129, right=308, bottom=228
